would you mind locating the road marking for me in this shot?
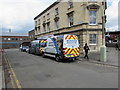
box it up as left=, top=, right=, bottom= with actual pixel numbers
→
left=4, top=53, right=22, bottom=89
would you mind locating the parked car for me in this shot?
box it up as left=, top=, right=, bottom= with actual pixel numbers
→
left=21, top=46, right=29, bottom=52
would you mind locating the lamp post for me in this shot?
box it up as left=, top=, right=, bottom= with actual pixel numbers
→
left=100, top=0, right=107, bottom=62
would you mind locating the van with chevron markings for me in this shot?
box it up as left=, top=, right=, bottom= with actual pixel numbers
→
left=42, top=34, right=80, bottom=62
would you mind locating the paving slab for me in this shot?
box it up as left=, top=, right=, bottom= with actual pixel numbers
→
left=79, top=47, right=119, bottom=66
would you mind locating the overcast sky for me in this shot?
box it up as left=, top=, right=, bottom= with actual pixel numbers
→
left=0, top=0, right=119, bottom=34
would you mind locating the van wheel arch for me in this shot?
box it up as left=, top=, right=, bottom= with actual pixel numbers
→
left=55, top=55, right=61, bottom=62
left=42, top=52, right=46, bottom=58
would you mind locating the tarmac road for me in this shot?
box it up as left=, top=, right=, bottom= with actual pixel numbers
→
left=4, top=49, right=118, bottom=88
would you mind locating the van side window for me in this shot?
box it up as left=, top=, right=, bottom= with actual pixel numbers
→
left=40, top=43, right=47, bottom=47
left=48, top=42, right=54, bottom=46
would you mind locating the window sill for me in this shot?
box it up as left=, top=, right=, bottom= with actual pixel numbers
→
left=88, top=1, right=97, bottom=3
left=89, top=24, right=97, bottom=26
left=89, top=44, right=97, bottom=46
left=68, top=6, right=73, bottom=10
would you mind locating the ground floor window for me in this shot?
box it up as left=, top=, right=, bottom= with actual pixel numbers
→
left=89, top=34, right=97, bottom=45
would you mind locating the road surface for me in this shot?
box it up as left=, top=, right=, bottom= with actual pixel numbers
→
left=4, top=49, right=118, bottom=88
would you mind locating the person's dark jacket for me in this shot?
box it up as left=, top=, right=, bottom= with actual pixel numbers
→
left=84, top=46, right=90, bottom=52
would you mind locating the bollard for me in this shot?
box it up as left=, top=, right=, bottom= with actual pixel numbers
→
left=100, top=45, right=107, bottom=62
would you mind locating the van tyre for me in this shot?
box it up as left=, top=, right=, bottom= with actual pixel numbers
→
left=55, top=55, right=61, bottom=62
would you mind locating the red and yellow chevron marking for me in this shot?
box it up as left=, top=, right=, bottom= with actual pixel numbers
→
left=63, top=47, right=80, bottom=57
left=65, top=35, right=78, bottom=40
left=40, top=40, right=47, bottom=43
left=39, top=48, right=42, bottom=53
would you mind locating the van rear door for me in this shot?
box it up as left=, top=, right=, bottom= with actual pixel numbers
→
left=63, top=35, right=80, bottom=58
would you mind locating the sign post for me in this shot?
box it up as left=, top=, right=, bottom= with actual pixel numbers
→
left=100, top=1, right=107, bottom=62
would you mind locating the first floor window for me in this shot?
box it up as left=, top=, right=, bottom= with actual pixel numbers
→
left=8, top=38, right=11, bottom=40
left=68, top=0, right=73, bottom=8
left=90, top=0, right=97, bottom=1
left=3, top=38, right=7, bottom=40
left=43, top=16, right=46, bottom=22
left=12, top=38, right=14, bottom=40
left=47, top=13, right=50, bottom=20
left=35, top=21, right=37, bottom=26
left=55, top=8, right=59, bottom=15
left=38, top=26, right=40, bottom=33
left=55, top=20, right=59, bottom=30
left=16, top=38, right=18, bottom=40
left=89, top=10, right=96, bottom=24
left=47, top=23, right=50, bottom=32
left=0, top=38, right=2, bottom=41
left=89, top=34, right=97, bottom=44
left=43, top=24, right=46, bottom=32
left=68, top=13, right=74, bottom=26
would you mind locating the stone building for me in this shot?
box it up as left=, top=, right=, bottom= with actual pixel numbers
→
left=28, top=29, right=35, bottom=41
left=0, top=32, right=30, bottom=49
left=34, top=0, right=107, bottom=52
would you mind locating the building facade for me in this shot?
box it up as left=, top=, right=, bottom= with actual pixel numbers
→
left=29, top=29, right=35, bottom=41
left=34, top=0, right=107, bottom=52
left=106, top=31, right=120, bottom=43
left=0, top=32, right=30, bottom=49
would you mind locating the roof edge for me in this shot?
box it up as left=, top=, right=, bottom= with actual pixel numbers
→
left=34, top=0, right=62, bottom=20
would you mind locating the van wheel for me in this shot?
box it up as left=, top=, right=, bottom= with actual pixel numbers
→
left=42, top=52, right=45, bottom=58
left=55, top=55, right=61, bottom=62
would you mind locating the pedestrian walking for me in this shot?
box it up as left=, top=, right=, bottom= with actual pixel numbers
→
left=84, top=43, right=90, bottom=59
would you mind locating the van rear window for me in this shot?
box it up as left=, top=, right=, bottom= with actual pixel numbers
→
left=66, top=40, right=77, bottom=44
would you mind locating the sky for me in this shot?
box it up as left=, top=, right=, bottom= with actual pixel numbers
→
left=0, top=0, right=119, bottom=34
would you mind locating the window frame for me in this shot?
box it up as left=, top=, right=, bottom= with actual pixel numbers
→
left=68, top=13, right=74, bottom=26
left=89, top=34, right=97, bottom=45
left=8, top=38, right=11, bottom=40
left=47, top=22, right=50, bottom=32
left=68, top=0, right=73, bottom=9
left=43, top=16, right=46, bottom=22
left=89, top=10, right=97, bottom=25
left=47, top=13, right=50, bottom=20
left=55, top=20, right=59, bottom=30
left=3, top=38, right=7, bottom=40
left=38, top=19, right=40, bottom=25
left=20, top=38, right=22, bottom=40
left=55, top=8, right=59, bottom=15
left=43, top=24, right=46, bottom=32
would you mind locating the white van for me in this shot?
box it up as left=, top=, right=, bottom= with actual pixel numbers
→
left=42, top=34, right=80, bottom=61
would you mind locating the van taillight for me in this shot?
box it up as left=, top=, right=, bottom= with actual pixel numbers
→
left=62, top=48, right=67, bottom=54
left=63, top=48, right=67, bottom=50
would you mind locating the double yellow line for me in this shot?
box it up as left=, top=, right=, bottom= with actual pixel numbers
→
left=4, top=53, right=22, bottom=89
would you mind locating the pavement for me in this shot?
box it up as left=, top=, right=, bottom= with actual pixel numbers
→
left=79, top=47, right=119, bottom=67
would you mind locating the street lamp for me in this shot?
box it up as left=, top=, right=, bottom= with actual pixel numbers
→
left=100, top=0, right=107, bottom=62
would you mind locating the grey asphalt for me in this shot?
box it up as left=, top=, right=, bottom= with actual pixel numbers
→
left=5, top=49, right=118, bottom=88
